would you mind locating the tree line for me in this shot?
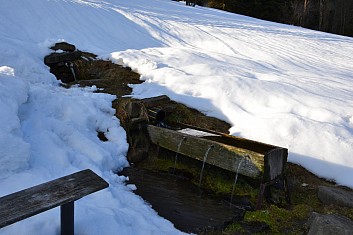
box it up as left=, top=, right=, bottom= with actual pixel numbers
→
left=192, top=0, right=353, bottom=37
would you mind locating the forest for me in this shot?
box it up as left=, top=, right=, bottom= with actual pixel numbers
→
left=192, top=0, right=353, bottom=37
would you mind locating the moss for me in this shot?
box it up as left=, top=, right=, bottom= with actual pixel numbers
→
left=223, top=222, right=245, bottom=234
left=243, top=204, right=311, bottom=234
left=165, top=103, right=231, bottom=133
left=139, top=152, right=260, bottom=205
left=165, top=103, right=197, bottom=125
left=321, top=205, right=353, bottom=220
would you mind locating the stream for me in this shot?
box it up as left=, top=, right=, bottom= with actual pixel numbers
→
left=120, top=167, right=247, bottom=234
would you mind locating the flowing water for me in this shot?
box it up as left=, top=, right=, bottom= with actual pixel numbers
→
left=230, top=158, right=246, bottom=205
left=198, top=145, right=213, bottom=187
left=121, top=167, right=245, bottom=233
left=173, top=137, right=186, bottom=174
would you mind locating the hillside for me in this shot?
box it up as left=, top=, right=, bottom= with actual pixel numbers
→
left=1, top=0, right=353, bottom=234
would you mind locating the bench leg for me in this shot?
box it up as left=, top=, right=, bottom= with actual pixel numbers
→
left=61, top=202, right=74, bottom=235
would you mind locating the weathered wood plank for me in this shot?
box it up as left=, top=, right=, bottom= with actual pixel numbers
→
left=264, top=148, right=288, bottom=181
left=0, top=169, right=108, bottom=228
left=147, top=125, right=264, bottom=178
left=175, top=124, right=288, bottom=180
left=179, top=123, right=277, bottom=154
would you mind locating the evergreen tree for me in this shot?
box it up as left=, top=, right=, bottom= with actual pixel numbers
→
left=203, top=0, right=353, bottom=37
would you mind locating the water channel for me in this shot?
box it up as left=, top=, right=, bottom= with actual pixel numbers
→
left=120, top=167, right=246, bottom=234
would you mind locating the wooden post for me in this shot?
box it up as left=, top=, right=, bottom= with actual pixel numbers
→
left=61, top=202, right=74, bottom=235
left=140, top=95, right=170, bottom=108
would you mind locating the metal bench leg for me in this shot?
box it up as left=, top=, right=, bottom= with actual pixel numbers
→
left=61, top=202, right=74, bottom=235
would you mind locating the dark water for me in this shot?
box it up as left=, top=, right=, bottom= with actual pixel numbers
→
left=120, top=167, right=246, bottom=234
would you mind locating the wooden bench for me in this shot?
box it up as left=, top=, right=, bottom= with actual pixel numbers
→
left=0, top=169, right=108, bottom=235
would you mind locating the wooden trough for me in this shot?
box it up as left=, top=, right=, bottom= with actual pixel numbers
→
left=122, top=95, right=290, bottom=208
left=147, top=124, right=290, bottom=208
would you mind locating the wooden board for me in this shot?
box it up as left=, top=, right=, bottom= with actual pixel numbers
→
left=0, top=169, right=108, bottom=228
left=179, top=123, right=277, bottom=154
left=147, top=125, right=264, bottom=178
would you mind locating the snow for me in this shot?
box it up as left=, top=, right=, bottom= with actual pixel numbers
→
left=178, top=128, right=220, bottom=137
left=0, top=0, right=353, bottom=234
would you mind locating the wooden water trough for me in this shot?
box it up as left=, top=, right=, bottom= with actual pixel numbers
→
left=123, top=95, right=290, bottom=208
left=147, top=124, right=290, bottom=208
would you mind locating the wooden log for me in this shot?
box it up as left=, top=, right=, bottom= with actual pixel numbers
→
left=0, top=169, right=108, bottom=229
left=147, top=125, right=264, bottom=178
left=44, top=51, right=82, bottom=65
left=140, top=95, right=171, bottom=108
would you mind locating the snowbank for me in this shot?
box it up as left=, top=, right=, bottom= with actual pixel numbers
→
left=1, top=0, right=353, bottom=234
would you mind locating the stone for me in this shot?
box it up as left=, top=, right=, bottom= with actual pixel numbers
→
left=50, top=42, right=76, bottom=52
left=307, top=212, right=353, bottom=235
left=318, top=185, right=353, bottom=208
left=44, top=51, right=82, bottom=65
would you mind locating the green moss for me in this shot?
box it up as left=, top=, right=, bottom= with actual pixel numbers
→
left=164, top=103, right=231, bottom=133
left=243, top=204, right=311, bottom=234
left=224, top=223, right=245, bottom=234
left=321, top=205, right=353, bottom=220
left=165, top=103, right=197, bottom=125
left=139, top=154, right=260, bottom=206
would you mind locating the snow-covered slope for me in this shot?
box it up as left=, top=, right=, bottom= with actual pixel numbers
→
left=1, top=0, right=353, bottom=234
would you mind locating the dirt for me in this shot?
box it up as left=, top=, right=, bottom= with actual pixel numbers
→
left=66, top=52, right=142, bottom=97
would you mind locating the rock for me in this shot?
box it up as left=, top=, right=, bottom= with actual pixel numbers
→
left=306, top=212, right=353, bottom=235
left=50, top=42, right=76, bottom=52
left=48, top=62, right=78, bottom=83
left=318, top=185, right=353, bottom=208
left=44, top=51, right=82, bottom=65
